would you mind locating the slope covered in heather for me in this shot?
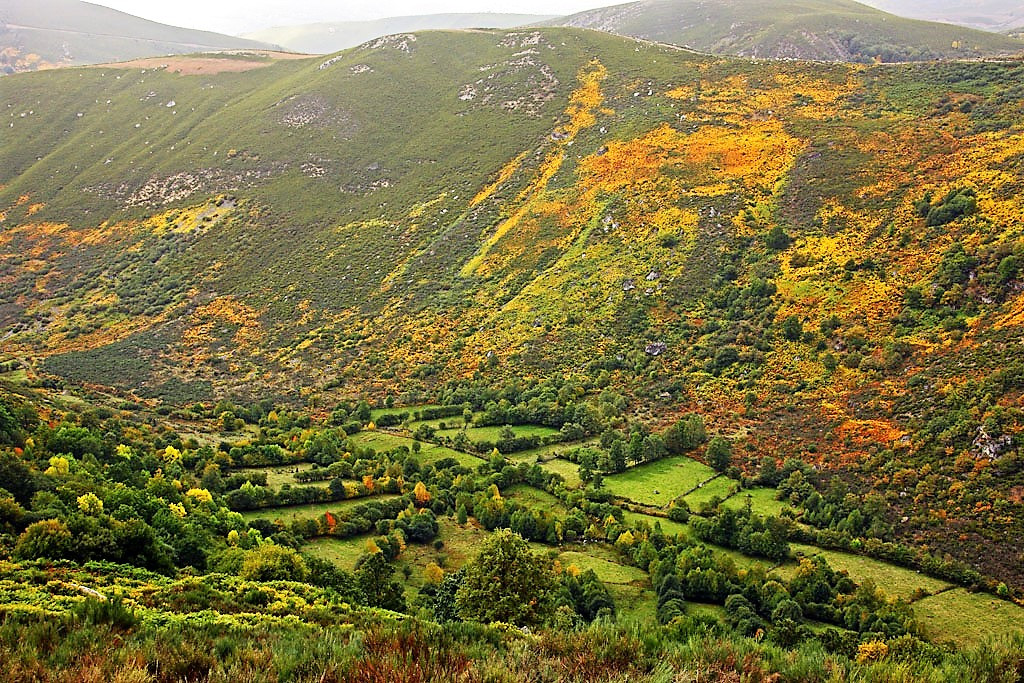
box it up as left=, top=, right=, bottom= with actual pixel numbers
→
left=2, top=26, right=1024, bottom=585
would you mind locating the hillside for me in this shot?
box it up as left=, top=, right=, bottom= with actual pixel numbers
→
left=0, top=0, right=277, bottom=74
left=551, top=0, right=1023, bottom=61
left=242, top=13, right=554, bottom=54
left=2, top=25, right=1024, bottom=590
left=861, top=0, right=1024, bottom=32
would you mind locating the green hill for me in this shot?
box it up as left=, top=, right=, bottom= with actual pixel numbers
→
left=242, top=13, right=554, bottom=54
left=2, top=26, right=1024, bottom=587
left=0, top=0, right=278, bottom=74
left=550, top=0, right=1023, bottom=61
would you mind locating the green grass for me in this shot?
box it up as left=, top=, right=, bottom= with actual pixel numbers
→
left=237, top=463, right=316, bottom=488
left=348, top=430, right=482, bottom=467
left=914, top=589, right=1024, bottom=646
left=604, top=456, right=717, bottom=507
left=538, top=458, right=582, bottom=488
left=307, top=518, right=498, bottom=589
left=0, top=369, right=29, bottom=384
left=609, top=583, right=657, bottom=624
left=239, top=495, right=400, bottom=523
left=434, top=424, right=561, bottom=446
left=304, top=535, right=372, bottom=571
left=369, top=404, right=442, bottom=421
left=507, top=439, right=598, bottom=463
left=720, top=488, right=790, bottom=517
left=556, top=546, right=648, bottom=586
left=407, top=412, right=482, bottom=431
left=683, top=476, right=740, bottom=510
left=687, top=602, right=728, bottom=622
left=504, top=484, right=567, bottom=514
left=621, top=510, right=692, bottom=540
left=789, top=544, right=953, bottom=600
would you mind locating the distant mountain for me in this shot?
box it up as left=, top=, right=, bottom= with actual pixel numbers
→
left=0, top=0, right=278, bottom=74
left=550, top=0, right=1023, bottom=62
left=242, top=13, right=554, bottom=54
left=860, top=0, right=1024, bottom=32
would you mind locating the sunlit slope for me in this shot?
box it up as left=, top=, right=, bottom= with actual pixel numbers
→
left=552, top=0, right=1023, bottom=61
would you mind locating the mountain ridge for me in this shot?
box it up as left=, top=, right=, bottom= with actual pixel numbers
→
left=0, top=0, right=279, bottom=73
left=241, top=13, right=556, bottom=54
left=549, top=0, right=1024, bottom=62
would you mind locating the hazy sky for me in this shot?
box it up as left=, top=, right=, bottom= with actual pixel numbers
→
left=90, top=1, right=614, bottom=35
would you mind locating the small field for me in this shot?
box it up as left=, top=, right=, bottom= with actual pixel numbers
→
left=914, top=588, right=1024, bottom=646
left=621, top=510, right=691, bottom=539
left=349, top=430, right=481, bottom=467
left=609, top=583, right=657, bottom=624
left=370, top=404, right=441, bottom=418
left=683, top=476, right=740, bottom=510
left=306, top=518, right=498, bottom=590
left=556, top=545, right=648, bottom=586
left=508, top=439, right=600, bottom=463
left=237, top=463, right=316, bottom=488
left=604, top=456, right=717, bottom=507
left=720, top=488, right=790, bottom=517
left=304, top=535, right=371, bottom=571
left=538, top=458, right=582, bottom=488
left=407, top=412, right=482, bottom=431
left=789, top=544, right=953, bottom=600
left=240, top=495, right=401, bottom=524
left=0, top=369, right=28, bottom=384
left=504, top=485, right=568, bottom=514
left=688, top=602, right=729, bottom=622
left=435, top=424, right=562, bottom=450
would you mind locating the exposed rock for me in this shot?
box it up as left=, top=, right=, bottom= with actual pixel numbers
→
left=973, top=426, right=1013, bottom=461
left=645, top=341, right=667, bottom=356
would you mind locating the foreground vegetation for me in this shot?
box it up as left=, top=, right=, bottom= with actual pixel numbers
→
left=2, top=383, right=1024, bottom=680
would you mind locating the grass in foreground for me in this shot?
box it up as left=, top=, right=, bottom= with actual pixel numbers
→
left=914, top=588, right=1024, bottom=646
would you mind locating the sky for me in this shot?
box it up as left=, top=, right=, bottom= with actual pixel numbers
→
left=89, top=1, right=614, bottom=35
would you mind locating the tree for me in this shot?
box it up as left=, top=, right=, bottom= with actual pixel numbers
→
left=413, top=481, right=432, bottom=505
left=765, top=225, right=791, bottom=250
left=0, top=398, right=24, bottom=447
left=707, top=437, right=733, bottom=472
left=354, top=400, right=373, bottom=423
left=432, top=568, right=465, bottom=622
left=455, top=529, right=555, bottom=626
left=356, top=552, right=406, bottom=612
left=665, top=414, right=706, bottom=454
left=781, top=315, right=803, bottom=341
